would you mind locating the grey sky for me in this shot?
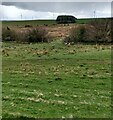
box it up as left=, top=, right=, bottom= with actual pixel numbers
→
left=2, top=2, right=111, bottom=13
left=1, top=2, right=111, bottom=20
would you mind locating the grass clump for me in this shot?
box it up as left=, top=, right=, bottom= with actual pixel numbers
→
left=63, top=25, right=86, bottom=45
left=2, top=27, right=16, bottom=41
left=26, top=27, right=51, bottom=43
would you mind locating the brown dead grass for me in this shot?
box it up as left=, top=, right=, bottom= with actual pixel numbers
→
left=3, top=24, right=89, bottom=39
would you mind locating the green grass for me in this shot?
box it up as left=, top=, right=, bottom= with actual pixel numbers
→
left=2, top=18, right=93, bottom=27
left=2, top=20, right=56, bottom=27
left=2, top=40, right=111, bottom=118
left=2, top=18, right=110, bottom=28
left=76, top=18, right=93, bottom=24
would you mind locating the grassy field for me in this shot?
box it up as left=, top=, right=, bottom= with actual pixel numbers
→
left=2, top=40, right=111, bottom=118
left=2, top=20, right=56, bottom=27
left=2, top=18, right=93, bottom=27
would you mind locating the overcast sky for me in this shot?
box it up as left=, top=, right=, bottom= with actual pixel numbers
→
left=0, top=2, right=111, bottom=20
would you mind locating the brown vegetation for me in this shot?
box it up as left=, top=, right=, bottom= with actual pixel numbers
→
left=2, top=27, right=52, bottom=43
left=2, top=19, right=111, bottom=44
left=63, top=19, right=111, bottom=44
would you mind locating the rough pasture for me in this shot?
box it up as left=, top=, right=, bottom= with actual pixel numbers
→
left=2, top=40, right=111, bottom=118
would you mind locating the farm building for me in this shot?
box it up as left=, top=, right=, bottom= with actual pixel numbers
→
left=56, top=15, right=77, bottom=24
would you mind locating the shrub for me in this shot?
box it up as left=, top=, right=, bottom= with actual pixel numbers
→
left=63, top=18, right=111, bottom=44
left=2, top=28, right=16, bottom=41
left=26, top=27, right=51, bottom=43
left=63, top=25, right=86, bottom=44
left=16, top=30, right=29, bottom=43
left=25, top=24, right=32, bottom=28
left=89, top=18, right=111, bottom=43
left=2, top=27, right=52, bottom=43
